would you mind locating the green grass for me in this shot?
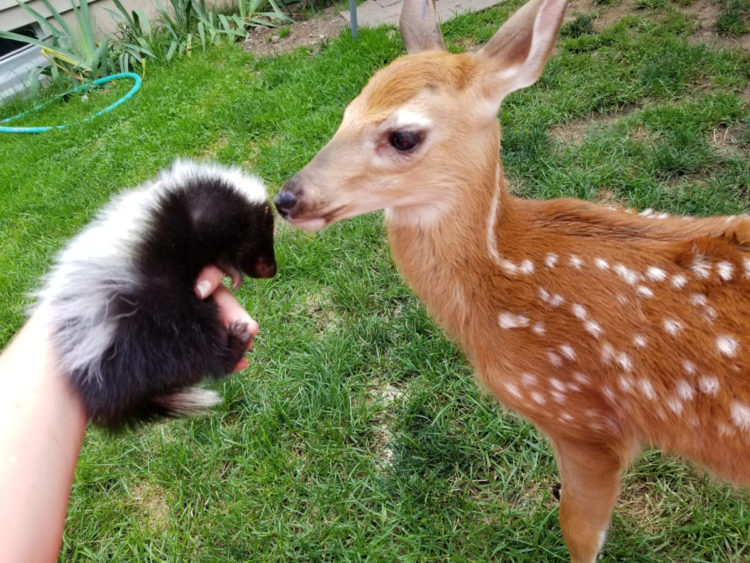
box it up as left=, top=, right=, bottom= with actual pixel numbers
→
left=1, top=0, right=749, bottom=559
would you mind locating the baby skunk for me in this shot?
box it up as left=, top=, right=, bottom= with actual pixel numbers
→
left=33, top=160, right=276, bottom=430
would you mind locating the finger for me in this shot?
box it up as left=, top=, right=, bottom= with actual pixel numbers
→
left=194, top=265, right=225, bottom=299
left=212, top=285, right=260, bottom=344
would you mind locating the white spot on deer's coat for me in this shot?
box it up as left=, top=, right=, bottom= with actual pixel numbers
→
left=717, top=335, right=739, bottom=357
left=602, top=385, right=616, bottom=402
left=618, top=375, right=633, bottom=393
left=547, top=350, right=563, bottom=367
left=690, top=293, right=708, bottom=307
left=532, top=322, right=546, bottom=335
left=717, top=261, right=734, bottom=281
left=639, top=379, right=656, bottom=400
left=550, top=378, right=566, bottom=392
left=614, top=264, right=640, bottom=285
left=594, top=258, right=609, bottom=270
left=730, top=401, right=750, bottom=430
left=569, top=255, right=583, bottom=269
left=698, top=375, right=720, bottom=396
left=636, top=285, right=654, bottom=298
left=521, top=373, right=537, bottom=387
left=586, top=321, right=603, bottom=338
left=519, top=259, right=534, bottom=275
left=601, top=343, right=615, bottom=364
left=531, top=391, right=546, bottom=405
left=666, top=397, right=684, bottom=414
left=663, top=319, right=683, bottom=336
left=559, top=412, right=573, bottom=422
left=682, top=360, right=696, bottom=374
left=546, top=253, right=558, bottom=268
left=551, top=391, right=566, bottom=403
left=572, top=304, right=587, bottom=320
left=573, top=372, right=590, bottom=385
left=499, top=312, right=529, bottom=329
left=539, top=287, right=550, bottom=302
left=691, top=256, right=711, bottom=279
left=617, top=353, right=633, bottom=372
left=672, top=274, right=687, bottom=289
left=676, top=380, right=694, bottom=401
left=717, top=422, right=734, bottom=437
left=633, top=335, right=647, bottom=348
left=646, top=267, right=667, bottom=282
left=743, top=257, right=750, bottom=279
left=559, top=344, right=576, bottom=361
left=549, top=294, right=564, bottom=307
left=505, top=382, right=522, bottom=400
left=704, top=307, right=718, bottom=322
left=499, top=259, right=518, bottom=275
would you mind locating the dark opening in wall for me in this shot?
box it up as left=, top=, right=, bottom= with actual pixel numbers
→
left=0, top=23, right=41, bottom=59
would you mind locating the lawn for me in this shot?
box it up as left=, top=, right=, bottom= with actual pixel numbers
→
left=1, top=0, right=749, bottom=559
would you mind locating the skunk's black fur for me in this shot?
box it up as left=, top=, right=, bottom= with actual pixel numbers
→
left=34, top=161, right=276, bottom=430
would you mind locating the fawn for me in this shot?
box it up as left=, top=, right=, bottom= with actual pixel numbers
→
left=274, top=0, right=750, bottom=560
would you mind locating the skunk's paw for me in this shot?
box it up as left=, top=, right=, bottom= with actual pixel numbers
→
left=222, top=320, right=254, bottom=372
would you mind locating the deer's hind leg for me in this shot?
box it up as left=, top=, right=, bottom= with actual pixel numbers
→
left=550, top=436, right=640, bottom=563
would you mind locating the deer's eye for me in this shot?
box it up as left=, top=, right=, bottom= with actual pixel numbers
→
left=389, top=131, right=421, bottom=152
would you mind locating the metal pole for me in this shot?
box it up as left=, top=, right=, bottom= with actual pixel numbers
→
left=349, top=0, right=358, bottom=40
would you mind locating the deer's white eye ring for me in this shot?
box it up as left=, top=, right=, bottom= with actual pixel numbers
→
left=389, top=130, right=421, bottom=151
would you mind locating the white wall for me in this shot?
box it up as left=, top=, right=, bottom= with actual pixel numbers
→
left=1, top=0, right=165, bottom=38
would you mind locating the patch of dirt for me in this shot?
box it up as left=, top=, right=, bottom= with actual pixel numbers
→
left=549, top=111, right=628, bottom=145
left=565, top=0, right=636, bottom=31
left=565, top=0, right=749, bottom=50
left=130, top=481, right=170, bottom=530
left=367, top=382, right=405, bottom=469
left=244, top=6, right=348, bottom=57
left=709, top=123, right=748, bottom=158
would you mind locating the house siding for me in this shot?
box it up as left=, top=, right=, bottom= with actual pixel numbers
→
left=1, top=0, right=163, bottom=38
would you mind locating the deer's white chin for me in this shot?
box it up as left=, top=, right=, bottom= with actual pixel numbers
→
left=288, top=217, right=328, bottom=232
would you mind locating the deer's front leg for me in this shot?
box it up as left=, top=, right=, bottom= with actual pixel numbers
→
left=551, top=436, right=640, bottom=563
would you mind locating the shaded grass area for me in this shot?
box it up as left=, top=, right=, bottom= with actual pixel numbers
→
left=1, top=0, right=749, bottom=559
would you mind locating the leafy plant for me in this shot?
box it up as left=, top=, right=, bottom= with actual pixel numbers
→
left=153, top=0, right=198, bottom=60
left=106, top=0, right=157, bottom=74
left=234, top=0, right=293, bottom=28
left=560, top=14, right=594, bottom=37
left=0, top=0, right=110, bottom=81
left=153, top=0, right=292, bottom=59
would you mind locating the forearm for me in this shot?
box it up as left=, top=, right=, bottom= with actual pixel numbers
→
left=0, top=313, right=87, bottom=562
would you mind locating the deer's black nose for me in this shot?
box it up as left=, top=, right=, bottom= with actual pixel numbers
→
left=274, top=190, right=297, bottom=214
left=274, top=177, right=301, bottom=218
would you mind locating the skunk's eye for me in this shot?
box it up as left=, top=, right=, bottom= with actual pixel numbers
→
left=389, top=131, right=421, bottom=152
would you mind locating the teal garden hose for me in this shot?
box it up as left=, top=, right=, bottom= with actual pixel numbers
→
left=0, top=72, right=141, bottom=134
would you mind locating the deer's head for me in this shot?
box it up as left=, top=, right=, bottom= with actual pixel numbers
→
left=275, top=0, right=567, bottom=230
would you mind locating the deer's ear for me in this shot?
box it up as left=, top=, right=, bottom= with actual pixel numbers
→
left=477, top=0, right=567, bottom=106
left=399, top=0, right=446, bottom=54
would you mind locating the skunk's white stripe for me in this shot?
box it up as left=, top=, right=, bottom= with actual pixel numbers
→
left=156, top=387, right=221, bottom=415
left=32, top=160, right=267, bottom=382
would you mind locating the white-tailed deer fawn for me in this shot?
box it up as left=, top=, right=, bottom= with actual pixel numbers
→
left=274, top=0, right=750, bottom=560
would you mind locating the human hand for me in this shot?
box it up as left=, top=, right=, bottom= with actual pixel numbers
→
left=194, top=265, right=260, bottom=372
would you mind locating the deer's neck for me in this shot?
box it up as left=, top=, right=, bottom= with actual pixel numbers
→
left=384, top=159, right=519, bottom=347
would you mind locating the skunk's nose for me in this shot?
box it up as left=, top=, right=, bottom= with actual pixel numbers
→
left=256, top=258, right=277, bottom=279
left=274, top=178, right=300, bottom=218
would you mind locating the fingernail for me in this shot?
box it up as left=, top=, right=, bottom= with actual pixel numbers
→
left=196, top=280, right=211, bottom=299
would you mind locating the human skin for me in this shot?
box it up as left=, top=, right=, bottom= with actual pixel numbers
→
left=0, top=265, right=256, bottom=561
